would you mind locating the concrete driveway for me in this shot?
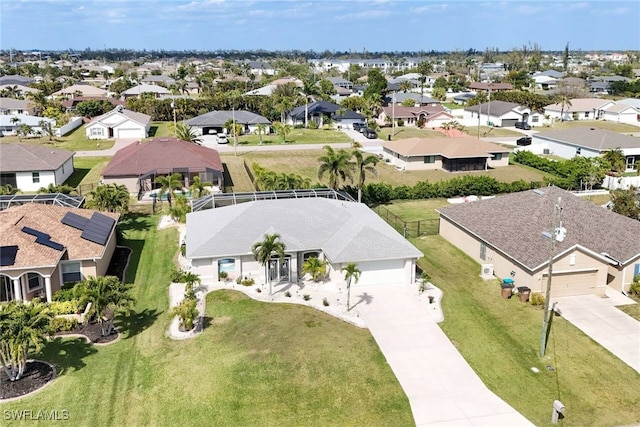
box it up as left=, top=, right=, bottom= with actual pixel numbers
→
left=355, top=284, right=533, bottom=426
left=553, top=294, right=640, bottom=374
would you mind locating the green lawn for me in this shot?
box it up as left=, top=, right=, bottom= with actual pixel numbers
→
left=466, top=125, right=523, bottom=137
left=219, top=156, right=257, bottom=192
left=64, top=156, right=110, bottom=189
left=0, top=125, right=116, bottom=152
left=378, top=127, right=446, bottom=140
left=383, top=198, right=449, bottom=221
left=0, top=213, right=412, bottom=426
left=544, top=120, right=640, bottom=133
left=147, top=121, right=173, bottom=139
left=236, top=128, right=352, bottom=146
left=412, top=235, right=640, bottom=426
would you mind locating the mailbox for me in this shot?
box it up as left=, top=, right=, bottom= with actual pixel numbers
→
left=551, top=400, right=565, bottom=424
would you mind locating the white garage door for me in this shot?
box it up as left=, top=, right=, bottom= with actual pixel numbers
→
left=546, top=270, right=599, bottom=297
left=117, top=128, right=142, bottom=138
left=357, top=259, right=406, bottom=286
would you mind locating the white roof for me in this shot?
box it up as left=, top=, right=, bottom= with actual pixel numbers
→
left=0, top=115, right=55, bottom=127
left=186, top=198, right=422, bottom=263
left=122, top=84, right=171, bottom=95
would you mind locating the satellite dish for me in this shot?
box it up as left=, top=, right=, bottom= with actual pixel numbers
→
left=554, top=226, right=567, bottom=242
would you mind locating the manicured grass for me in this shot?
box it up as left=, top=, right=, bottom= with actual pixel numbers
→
left=0, top=213, right=412, bottom=426
left=236, top=128, right=352, bottom=146
left=378, top=127, right=446, bottom=140
left=383, top=198, right=449, bottom=221
left=466, top=125, right=523, bottom=137
left=219, top=155, right=257, bottom=192
left=64, top=156, right=110, bottom=188
left=412, top=235, right=640, bottom=426
left=147, top=121, right=173, bottom=139
left=0, top=125, right=116, bottom=152
left=618, top=299, right=640, bottom=322
left=575, top=193, right=611, bottom=206
left=544, top=120, right=640, bottom=133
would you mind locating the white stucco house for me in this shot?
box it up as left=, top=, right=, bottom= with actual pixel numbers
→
left=601, top=104, right=640, bottom=125
left=85, top=106, right=151, bottom=139
left=543, top=98, right=615, bottom=122
left=0, top=144, right=74, bottom=192
left=463, top=101, right=544, bottom=127
left=185, top=197, right=422, bottom=286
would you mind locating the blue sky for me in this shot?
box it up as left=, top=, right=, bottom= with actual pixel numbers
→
left=1, top=0, right=638, bottom=52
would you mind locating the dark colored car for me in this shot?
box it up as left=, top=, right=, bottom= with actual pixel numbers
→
left=515, top=121, right=531, bottom=130
left=516, top=136, right=532, bottom=146
left=363, top=129, right=377, bottom=139
left=352, top=122, right=363, bottom=131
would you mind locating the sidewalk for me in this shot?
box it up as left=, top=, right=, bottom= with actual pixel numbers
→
left=74, top=138, right=139, bottom=157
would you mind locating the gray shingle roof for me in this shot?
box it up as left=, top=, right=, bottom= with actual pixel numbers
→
left=534, top=127, right=640, bottom=151
left=464, top=100, right=524, bottom=116
left=438, top=187, right=640, bottom=270
left=186, top=198, right=422, bottom=263
left=0, top=143, right=74, bottom=173
left=185, top=110, right=271, bottom=126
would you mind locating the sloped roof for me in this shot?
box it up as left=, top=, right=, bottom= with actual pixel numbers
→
left=544, top=98, right=613, bottom=112
left=464, top=100, right=525, bottom=116
left=468, top=82, right=513, bottom=91
left=386, top=93, right=439, bottom=104
left=185, top=110, right=270, bottom=126
left=52, top=84, right=107, bottom=96
left=186, top=198, right=422, bottom=263
left=289, top=100, right=339, bottom=119
left=61, top=96, right=124, bottom=109
left=381, top=104, right=449, bottom=119
left=383, top=137, right=509, bottom=159
left=88, top=107, right=151, bottom=127
left=0, top=204, right=119, bottom=270
left=603, top=104, right=640, bottom=114
left=438, top=187, right=640, bottom=269
left=0, top=144, right=74, bottom=173
left=122, top=84, right=171, bottom=95
left=102, top=137, right=223, bottom=177
left=0, top=98, right=34, bottom=110
left=534, top=127, right=640, bottom=151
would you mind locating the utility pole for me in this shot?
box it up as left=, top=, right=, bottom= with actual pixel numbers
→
left=540, top=196, right=563, bottom=357
left=232, top=106, right=238, bottom=156
left=392, top=91, right=396, bottom=137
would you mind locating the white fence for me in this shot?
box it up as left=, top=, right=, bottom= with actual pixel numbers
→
left=602, top=175, right=640, bottom=190
left=56, top=116, right=83, bottom=137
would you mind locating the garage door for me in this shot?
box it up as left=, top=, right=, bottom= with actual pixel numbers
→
left=501, top=119, right=518, bottom=127
left=545, top=270, right=599, bottom=297
left=357, top=259, right=406, bottom=286
left=117, top=128, right=142, bottom=138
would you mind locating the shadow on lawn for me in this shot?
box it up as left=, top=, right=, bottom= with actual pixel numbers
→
left=40, top=337, right=98, bottom=377
left=116, top=308, right=162, bottom=339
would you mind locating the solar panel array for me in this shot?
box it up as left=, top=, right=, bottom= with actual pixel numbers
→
left=21, top=227, right=65, bottom=251
left=0, top=245, right=18, bottom=266
left=61, top=211, right=115, bottom=246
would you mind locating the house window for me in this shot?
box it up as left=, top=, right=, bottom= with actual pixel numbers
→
left=492, top=153, right=503, bottom=161
left=61, top=262, right=82, bottom=284
left=480, top=243, right=487, bottom=260
left=423, top=155, right=435, bottom=164
left=27, top=273, right=43, bottom=292
left=576, top=148, right=581, bottom=156
left=90, top=128, right=103, bottom=136
left=531, top=116, right=539, bottom=123
left=32, top=172, right=40, bottom=183
left=585, top=111, right=590, bottom=118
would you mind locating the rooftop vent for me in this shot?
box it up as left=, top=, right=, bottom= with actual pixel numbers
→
left=533, top=189, right=545, bottom=196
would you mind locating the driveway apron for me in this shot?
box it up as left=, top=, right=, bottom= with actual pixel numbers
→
left=355, top=284, right=533, bottom=426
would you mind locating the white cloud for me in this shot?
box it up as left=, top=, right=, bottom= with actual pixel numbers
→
left=338, top=9, right=391, bottom=20
left=410, top=3, right=448, bottom=14
left=516, top=5, right=542, bottom=15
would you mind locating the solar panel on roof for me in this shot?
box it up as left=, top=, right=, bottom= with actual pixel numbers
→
left=79, top=212, right=116, bottom=246
left=61, top=211, right=89, bottom=230
left=0, top=245, right=18, bottom=266
left=21, top=226, right=65, bottom=251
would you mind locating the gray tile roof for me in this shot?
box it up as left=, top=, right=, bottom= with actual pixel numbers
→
left=185, top=110, right=270, bottom=126
left=464, top=100, right=524, bottom=116
left=534, top=127, right=640, bottom=151
left=0, top=143, right=74, bottom=173
left=186, top=198, right=422, bottom=263
left=438, top=187, right=640, bottom=270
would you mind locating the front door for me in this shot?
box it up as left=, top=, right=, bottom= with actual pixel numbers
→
left=269, top=255, right=291, bottom=282
left=0, top=275, right=14, bottom=302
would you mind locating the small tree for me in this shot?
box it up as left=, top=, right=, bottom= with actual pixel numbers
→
left=77, top=276, right=135, bottom=337
left=171, top=122, right=202, bottom=144
left=251, top=233, right=286, bottom=295
left=171, top=297, right=198, bottom=331
left=86, top=184, right=130, bottom=214
left=155, top=173, right=184, bottom=208
left=190, top=175, right=212, bottom=199
left=302, top=257, right=328, bottom=282
left=255, top=123, right=267, bottom=145
left=39, top=120, right=55, bottom=141
left=342, top=263, right=361, bottom=311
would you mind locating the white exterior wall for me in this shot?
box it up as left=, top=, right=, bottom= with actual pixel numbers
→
left=531, top=137, right=601, bottom=159
left=602, top=110, right=640, bottom=124
left=113, top=121, right=146, bottom=138
left=15, top=170, right=57, bottom=192
left=85, top=123, right=109, bottom=140
left=53, top=157, right=74, bottom=185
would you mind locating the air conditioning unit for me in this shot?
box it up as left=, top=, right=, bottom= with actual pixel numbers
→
left=480, top=264, right=494, bottom=278
left=543, top=148, right=550, bottom=154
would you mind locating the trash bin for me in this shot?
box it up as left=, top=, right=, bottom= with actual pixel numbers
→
left=387, top=134, right=391, bottom=141
left=501, top=278, right=515, bottom=299
left=517, top=286, right=531, bottom=302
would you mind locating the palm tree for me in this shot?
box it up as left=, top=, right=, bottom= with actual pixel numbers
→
left=353, top=150, right=379, bottom=203
left=302, top=257, right=328, bottom=282
left=255, top=123, right=266, bottom=145
left=602, top=148, right=626, bottom=175
left=559, top=95, right=572, bottom=122
left=26, top=91, right=49, bottom=115
left=190, top=175, right=212, bottom=198
left=171, top=297, right=198, bottom=331
left=342, top=263, right=361, bottom=311
left=397, top=80, right=413, bottom=93
left=251, top=233, right=286, bottom=295
left=86, top=184, right=130, bottom=214
left=39, top=119, right=55, bottom=141
left=155, top=172, right=184, bottom=208
left=0, top=299, right=54, bottom=381
left=78, top=276, right=135, bottom=337
left=172, top=122, right=202, bottom=144
left=181, top=271, right=202, bottom=298
left=272, top=121, right=292, bottom=144
left=317, top=145, right=354, bottom=190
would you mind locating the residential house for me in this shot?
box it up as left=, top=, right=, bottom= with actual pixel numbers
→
left=463, top=100, right=542, bottom=127
left=378, top=105, right=454, bottom=128
left=601, top=104, right=640, bottom=125
left=102, top=137, right=224, bottom=196
left=382, top=137, right=510, bottom=171
left=0, top=115, right=56, bottom=136
left=0, top=144, right=74, bottom=192
left=453, top=93, right=477, bottom=105
left=618, top=98, right=640, bottom=110
left=60, top=96, right=124, bottom=113
left=121, top=83, right=171, bottom=99
left=529, top=127, right=640, bottom=172
left=286, top=100, right=364, bottom=129
left=0, top=75, right=32, bottom=86
left=85, top=106, right=151, bottom=139
left=385, top=93, right=440, bottom=106
left=51, top=84, right=108, bottom=98
left=185, top=110, right=271, bottom=135
left=141, top=75, right=176, bottom=87
left=0, top=204, right=119, bottom=302
left=185, top=197, right=422, bottom=285
left=438, top=186, right=640, bottom=296
left=543, top=98, right=615, bottom=121
left=0, top=84, right=40, bottom=98
left=468, top=82, right=513, bottom=92
left=0, top=98, right=35, bottom=116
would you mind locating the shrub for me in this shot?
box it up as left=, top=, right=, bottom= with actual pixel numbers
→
left=240, top=277, right=255, bottom=286
left=628, top=276, right=640, bottom=296
left=53, top=287, right=80, bottom=302
left=219, top=271, right=228, bottom=281
left=294, top=124, right=304, bottom=129
left=51, top=316, right=79, bottom=332
left=285, top=291, right=291, bottom=297
left=308, top=121, right=318, bottom=130
left=49, top=300, right=81, bottom=315
left=171, top=297, right=198, bottom=331
left=322, top=298, right=329, bottom=306
left=303, top=294, right=311, bottom=301
left=530, top=292, right=545, bottom=307
left=397, top=118, right=404, bottom=127
left=170, top=268, right=185, bottom=283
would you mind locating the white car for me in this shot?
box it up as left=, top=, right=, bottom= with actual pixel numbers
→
left=216, top=134, right=229, bottom=144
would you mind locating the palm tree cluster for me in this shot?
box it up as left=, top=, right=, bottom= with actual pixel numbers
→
left=251, top=233, right=286, bottom=295
left=170, top=271, right=201, bottom=331
left=86, top=184, right=130, bottom=214
left=317, top=146, right=379, bottom=202
left=302, top=257, right=328, bottom=282
left=76, top=276, right=136, bottom=337
left=252, top=163, right=310, bottom=191
left=171, top=122, right=202, bottom=144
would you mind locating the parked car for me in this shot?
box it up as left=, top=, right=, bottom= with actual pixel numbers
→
left=352, top=122, right=363, bottom=131
left=515, top=121, right=531, bottom=130
left=363, top=129, right=377, bottom=139
left=516, top=136, right=532, bottom=146
left=216, top=134, right=229, bottom=144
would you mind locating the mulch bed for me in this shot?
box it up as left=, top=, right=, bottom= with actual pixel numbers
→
left=0, top=361, right=56, bottom=400
left=57, top=322, right=119, bottom=344
left=105, top=246, right=132, bottom=282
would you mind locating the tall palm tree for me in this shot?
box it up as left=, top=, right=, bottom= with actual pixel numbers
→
left=353, top=150, right=379, bottom=203
left=181, top=271, right=202, bottom=298
left=155, top=172, right=183, bottom=208
left=86, top=184, right=130, bottom=214
left=26, top=91, right=49, bottom=115
left=255, top=123, right=267, bottom=145
left=0, top=299, right=53, bottom=381
left=272, top=121, right=292, bottom=144
left=317, top=145, right=354, bottom=190
left=559, top=95, right=572, bottom=122
left=397, top=80, right=413, bottom=93
left=251, top=233, right=286, bottom=295
left=342, top=263, right=361, bottom=311
left=190, top=175, right=212, bottom=199
left=172, top=122, right=202, bottom=144
left=602, top=148, right=626, bottom=175
left=78, top=276, right=135, bottom=337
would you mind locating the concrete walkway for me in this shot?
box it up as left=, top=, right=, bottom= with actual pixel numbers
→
left=355, top=284, right=533, bottom=426
left=74, top=138, right=139, bottom=157
left=553, top=294, right=640, bottom=374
